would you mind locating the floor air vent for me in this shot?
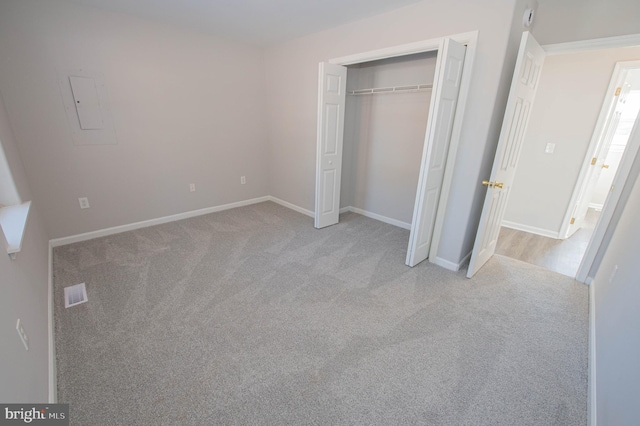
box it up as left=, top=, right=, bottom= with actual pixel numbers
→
left=64, top=283, right=88, bottom=308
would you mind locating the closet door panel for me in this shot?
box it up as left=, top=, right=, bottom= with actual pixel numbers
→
left=315, top=62, right=347, bottom=228
left=406, top=38, right=466, bottom=267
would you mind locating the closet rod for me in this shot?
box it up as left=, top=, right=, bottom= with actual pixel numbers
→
left=348, top=84, right=433, bottom=95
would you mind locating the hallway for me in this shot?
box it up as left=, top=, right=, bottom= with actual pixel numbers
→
left=495, top=208, right=600, bottom=277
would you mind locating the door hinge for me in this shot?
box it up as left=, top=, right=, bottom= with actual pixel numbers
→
left=615, top=87, right=622, bottom=96
left=610, top=184, right=615, bottom=192
left=591, top=157, right=597, bottom=165
left=570, top=217, right=576, bottom=225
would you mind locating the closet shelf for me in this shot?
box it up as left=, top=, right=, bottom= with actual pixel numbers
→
left=347, top=84, right=433, bottom=95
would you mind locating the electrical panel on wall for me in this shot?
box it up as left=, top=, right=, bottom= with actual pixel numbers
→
left=58, top=70, right=118, bottom=145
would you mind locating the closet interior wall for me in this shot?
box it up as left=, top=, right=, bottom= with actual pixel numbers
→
left=340, top=52, right=439, bottom=225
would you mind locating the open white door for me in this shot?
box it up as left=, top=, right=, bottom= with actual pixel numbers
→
left=565, top=80, right=632, bottom=238
left=406, top=38, right=466, bottom=267
left=467, top=32, right=545, bottom=278
left=315, top=62, right=347, bottom=228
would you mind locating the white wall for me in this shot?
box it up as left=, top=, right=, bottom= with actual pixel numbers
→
left=0, top=92, right=31, bottom=207
left=591, top=144, right=640, bottom=424
left=504, top=47, right=640, bottom=235
left=0, top=0, right=269, bottom=239
left=341, top=53, right=436, bottom=224
left=265, top=0, right=537, bottom=265
left=535, top=0, right=640, bottom=45
left=0, top=141, right=21, bottom=207
left=0, top=96, right=50, bottom=402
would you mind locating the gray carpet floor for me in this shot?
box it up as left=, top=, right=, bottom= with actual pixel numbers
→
left=53, top=201, right=588, bottom=425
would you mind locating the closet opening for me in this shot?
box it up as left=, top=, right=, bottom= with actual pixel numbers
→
left=340, top=51, right=438, bottom=235
left=315, top=33, right=477, bottom=267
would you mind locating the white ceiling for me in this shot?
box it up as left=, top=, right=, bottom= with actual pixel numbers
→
left=68, top=0, right=425, bottom=46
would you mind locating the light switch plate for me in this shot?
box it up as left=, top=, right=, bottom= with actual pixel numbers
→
left=545, top=143, right=555, bottom=154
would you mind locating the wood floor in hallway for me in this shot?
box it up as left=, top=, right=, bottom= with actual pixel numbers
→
left=495, top=208, right=600, bottom=278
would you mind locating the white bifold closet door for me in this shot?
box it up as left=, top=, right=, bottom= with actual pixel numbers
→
left=406, top=38, right=466, bottom=267
left=315, top=63, right=347, bottom=228
left=315, top=38, right=466, bottom=270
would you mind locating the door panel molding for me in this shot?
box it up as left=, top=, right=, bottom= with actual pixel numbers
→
left=315, top=62, right=347, bottom=228
left=467, top=32, right=545, bottom=278
left=406, top=38, right=467, bottom=267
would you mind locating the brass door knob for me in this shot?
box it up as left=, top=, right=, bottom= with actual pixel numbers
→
left=482, top=181, right=504, bottom=189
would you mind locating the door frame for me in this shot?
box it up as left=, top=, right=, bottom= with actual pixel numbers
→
left=560, top=60, right=640, bottom=240
left=578, top=98, right=640, bottom=283
left=466, top=33, right=640, bottom=282
left=315, top=31, right=478, bottom=262
left=542, top=36, right=640, bottom=283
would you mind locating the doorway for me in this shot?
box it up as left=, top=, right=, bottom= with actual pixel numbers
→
left=495, top=63, right=640, bottom=278
left=315, top=32, right=477, bottom=267
left=467, top=31, right=640, bottom=282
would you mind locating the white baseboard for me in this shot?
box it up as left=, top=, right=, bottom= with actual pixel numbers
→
left=501, top=220, right=561, bottom=239
left=589, top=280, right=597, bottom=426
left=49, top=196, right=271, bottom=247
left=47, top=243, right=57, bottom=403
left=343, top=206, right=411, bottom=230
left=268, top=196, right=314, bottom=218
left=430, top=250, right=471, bottom=272
left=49, top=197, right=419, bottom=248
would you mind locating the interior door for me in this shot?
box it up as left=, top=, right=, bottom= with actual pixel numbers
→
left=565, top=80, right=632, bottom=237
left=406, top=38, right=466, bottom=267
left=315, top=62, right=347, bottom=228
left=467, top=32, right=545, bottom=278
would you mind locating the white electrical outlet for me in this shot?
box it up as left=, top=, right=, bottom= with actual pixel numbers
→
left=16, top=319, right=29, bottom=351
left=545, top=143, right=555, bottom=154
left=78, top=197, right=90, bottom=209
left=190, top=183, right=196, bottom=192
left=240, top=176, right=246, bottom=185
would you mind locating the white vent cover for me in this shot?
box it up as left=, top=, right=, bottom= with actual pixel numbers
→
left=64, top=283, right=88, bottom=308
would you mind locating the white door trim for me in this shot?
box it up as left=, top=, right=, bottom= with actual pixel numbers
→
left=543, top=33, right=640, bottom=56
left=578, top=106, right=640, bottom=282
left=540, top=34, right=640, bottom=283
left=329, top=31, right=478, bottom=66
left=320, top=31, right=478, bottom=263
left=560, top=61, right=640, bottom=240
